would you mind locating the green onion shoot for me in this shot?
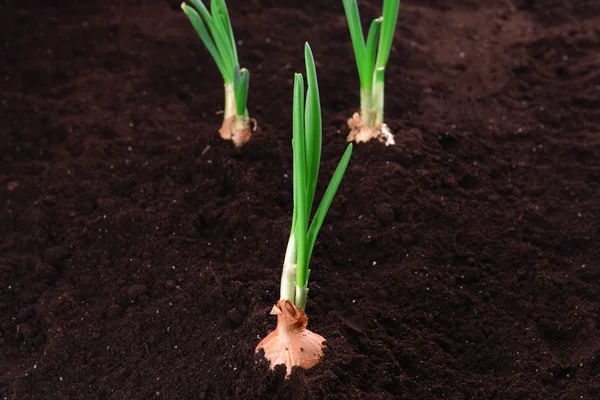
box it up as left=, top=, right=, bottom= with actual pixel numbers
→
left=181, top=0, right=254, bottom=147
left=343, top=0, right=400, bottom=145
left=255, top=43, right=353, bottom=377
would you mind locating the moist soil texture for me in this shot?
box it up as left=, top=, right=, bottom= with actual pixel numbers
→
left=1, top=0, right=600, bottom=399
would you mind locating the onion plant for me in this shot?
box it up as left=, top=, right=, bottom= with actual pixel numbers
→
left=343, top=0, right=400, bottom=145
left=181, top=0, right=253, bottom=147
left=256, top=43, right=353, bottom=377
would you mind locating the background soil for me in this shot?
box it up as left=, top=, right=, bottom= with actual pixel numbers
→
left=1, top=0, right=600, bottom=398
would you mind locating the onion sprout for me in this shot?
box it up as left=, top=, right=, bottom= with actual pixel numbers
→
left=256, top=43, right=353, bottom=376
left=181, top=0, right=253, bottom=146
left=343, top=0, right=400, bottom=145
left=283, top=44, right=353, bottom=310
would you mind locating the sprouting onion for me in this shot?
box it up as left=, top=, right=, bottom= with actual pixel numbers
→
left=181, top=0, right=253, bottom=147
left=256, top=43, right=353, bottom=377
left=343, top=0, right=400, bottom=145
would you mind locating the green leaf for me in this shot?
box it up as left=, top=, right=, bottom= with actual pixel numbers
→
left=210, top=0, right=236, bottom=75
left=303, top=43, right=321, bottom=218
left=214, top=0, right=239, bottom=66
left=181, top=4, right=228, bottom=79
left=364, top=17, right=382, bottom=86
left=233, top=67, right=249, bottom=116
left=375, top=0, right=400, bottom=70
left=306, top=144, right=353, bottom=263
left=292, top=73, right=308, bottom=287
left=342, top=0, right=368, bottom=89
left=188, top=0, right=235, bottom=80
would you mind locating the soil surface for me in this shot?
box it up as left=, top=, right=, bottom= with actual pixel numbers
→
left=2, top=0, right=600, bottom=398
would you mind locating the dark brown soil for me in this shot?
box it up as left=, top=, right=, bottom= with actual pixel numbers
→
left=2, top=0, right=600, bottom=398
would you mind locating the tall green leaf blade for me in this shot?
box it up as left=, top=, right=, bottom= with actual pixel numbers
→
left=292, top=73, right=308, bottom=287
left=188, top=0, right=234, bottom=80
left=303, top=43, right=321, bottom=217
left=365, top=17, right=382, bottom=84
left=214, top=0, right=239, bottom=66
left=375, top=0, right=400, bottom=70
left=342, top=0, right=368, bottom=89
left=210, top=0, right=236, bottom=75
left=181, top=4, right=228, bottom=79
left=306, top=144, right=353, bottom=259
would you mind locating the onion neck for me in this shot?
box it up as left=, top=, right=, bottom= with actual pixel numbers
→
left=280, top=235, right=297, bottom=303
left=224, top=83, right=236, bottom=121
left=373, top=67, right=385, bottom=127
left=360, top=87, right=375, bottom=129
left=280, top=235, right=309, bottom=310
left=294, top=284, right=308, bottom=310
